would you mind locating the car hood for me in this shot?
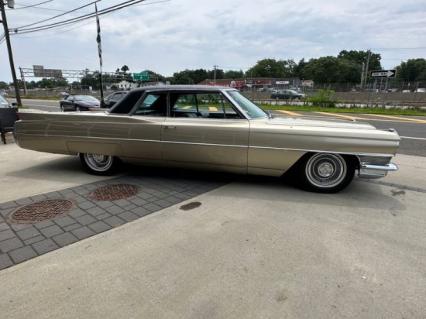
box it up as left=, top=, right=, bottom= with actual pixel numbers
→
left=267, top=115, right=376, bottom=130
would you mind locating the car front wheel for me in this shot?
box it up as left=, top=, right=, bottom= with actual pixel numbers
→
left=79, top=153, right=119, bottom=175
left=298, top=153, right=355, bottom=193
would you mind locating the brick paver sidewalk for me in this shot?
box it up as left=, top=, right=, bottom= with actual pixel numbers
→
left=0, top=174, right=225, bottom=270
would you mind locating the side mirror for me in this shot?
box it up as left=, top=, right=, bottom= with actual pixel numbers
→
left=11, top=102, right=18, bottom=107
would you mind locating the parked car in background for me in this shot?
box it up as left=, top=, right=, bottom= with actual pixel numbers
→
left=415, top=88, right=426, bottom=93
left=271, top=89, right=305, bottom=100
left=0, top=95, right=15, bottom=108
left=103, top=91, right=128, bottom=108
left=60, top=95, right=101, bottom=112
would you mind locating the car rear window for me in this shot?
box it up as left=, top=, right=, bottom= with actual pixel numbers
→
left=110, top=91, right=144, bottom=114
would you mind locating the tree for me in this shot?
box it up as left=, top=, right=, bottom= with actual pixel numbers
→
left=301, top=56, right=362, bottom=84
left=396, top=59, right=426, bottom=82
left=245, top=59, right=296, bottom=78
left=120, top=65, right=129, bottom=73
left=171, top=70, right=199, bottom=84
left=0, top=81, right=8, bottom=89
left=223, top=70, right=244, bottom=79
left=293, top=59, right=307, bottom=78
left=338, top=50, right=382, bottom=72
left=36, top=77, right=68, bottom=88
left=81, top=72, right=100, bottom=89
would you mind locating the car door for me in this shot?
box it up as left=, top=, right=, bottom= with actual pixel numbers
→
left=122, top=91, right=167, bottom=161
left=162, top=91, right=249, bottom=171
left=61, top=96, right=75, bottom=111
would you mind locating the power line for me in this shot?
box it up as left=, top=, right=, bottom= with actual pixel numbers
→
left=12, top=0, right=101, bottom=30
left=11, top=19, right=95, bottom=39
left=10, top=0, right=56, bottom=10
left=11, top=0, right=169, bottom=35
left=12, top=0, right=143, bottom=33
left=372, top=47, right=426, bottom=50
left=13, top=5, right=67, bottom=13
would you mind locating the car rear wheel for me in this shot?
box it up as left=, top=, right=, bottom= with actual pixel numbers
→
left=297, top=153, right=355, bottom=193
left=80, top=153, right=119, bottom=175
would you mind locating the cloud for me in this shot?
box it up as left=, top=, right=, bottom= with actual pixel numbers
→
left=1, top=0, right=425, bottom=81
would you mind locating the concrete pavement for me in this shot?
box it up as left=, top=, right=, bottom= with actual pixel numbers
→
left=0, top=144, right=109, bottom=202
left=0, top=146, right=425, bottom=318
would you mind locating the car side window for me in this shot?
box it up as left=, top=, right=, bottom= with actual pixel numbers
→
left=170, top=92, right=241, bottom=119
left=109, top=91, right=143, bottom=114
left=133, top=93, right=167, bottom=116
left=170, top=94, right=198, bottom=118
left=112, top=93, right=123, bottom=102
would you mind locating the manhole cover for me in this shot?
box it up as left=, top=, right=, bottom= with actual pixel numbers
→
left=89, top=184, right=139, bottom=201
left=9, top=199, right=73, bottom=224
left=180, top=202, right=202, bottom=211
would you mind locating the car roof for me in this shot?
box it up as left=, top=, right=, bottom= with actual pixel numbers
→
left=132, top=85, right=235, bottom=92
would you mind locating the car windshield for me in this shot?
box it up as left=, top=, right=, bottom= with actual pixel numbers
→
left=227, top=91, right=267, bottom=119
left=0, top=95, right=8, bottom=106
left=74, top=95, right=99, bottom=102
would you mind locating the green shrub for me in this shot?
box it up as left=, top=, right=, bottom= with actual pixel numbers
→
left=307, top=89, right=337, bottom=107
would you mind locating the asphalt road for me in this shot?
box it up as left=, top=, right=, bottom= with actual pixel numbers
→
left=20, top=99, right=426, bottom=157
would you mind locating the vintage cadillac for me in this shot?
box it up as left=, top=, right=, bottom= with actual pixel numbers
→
left=14, top=85, right=399, bottom=193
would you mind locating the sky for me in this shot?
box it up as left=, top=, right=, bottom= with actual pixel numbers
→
left=1, top=0, right=426, bottom=81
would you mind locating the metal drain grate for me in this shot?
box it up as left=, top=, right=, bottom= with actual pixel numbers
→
left=9, top=199, right=73, bottom=224
left=89, top=184, right=139, bottom=201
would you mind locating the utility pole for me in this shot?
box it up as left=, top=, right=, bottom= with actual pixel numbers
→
left=364, top=50, right=371, bottom=89
left=213, top=65, right=218, bottom=84
left=360, top=61, right=365, bottom=89
left=19, top=67, right=27, bottom=95
left=1, top=0, right=22, bottom=106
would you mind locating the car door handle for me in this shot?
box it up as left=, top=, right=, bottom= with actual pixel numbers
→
left=164, top=125, right=177, bottom=130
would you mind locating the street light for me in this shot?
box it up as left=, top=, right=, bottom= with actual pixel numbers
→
left=7, top=0, right=15, bottom=9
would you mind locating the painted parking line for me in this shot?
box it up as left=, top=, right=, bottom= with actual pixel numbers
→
left=400, top=136, right=426, bottom=141
left=315, top=112, right=359, bottom=121
left=363, top=114, right=426, bottom=124
left=312, top=112, right=426, bottom=124
left=277, top=110, right=301, bottom=116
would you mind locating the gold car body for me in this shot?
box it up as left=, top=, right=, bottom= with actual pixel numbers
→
left=15, top=86, right=400, bottom=178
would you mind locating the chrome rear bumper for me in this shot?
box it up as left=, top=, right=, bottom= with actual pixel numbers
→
left=358, top=163, right=398, bottom=179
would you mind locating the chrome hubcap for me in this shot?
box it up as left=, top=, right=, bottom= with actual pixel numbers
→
left=84, top=153, right=113, bottom=172
left=305, top=153, right=347, bottom=188
left=317, top=162, right=334, bottom=177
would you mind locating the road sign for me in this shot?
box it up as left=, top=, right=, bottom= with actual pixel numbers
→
left=132, top=71, right=150, bottom=81
left=371, top=70, right=396, bottom=78
left=275, top=80, right=290, bottom=85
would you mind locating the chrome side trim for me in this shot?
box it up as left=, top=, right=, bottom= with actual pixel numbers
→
left=16, top=133, right=395, bottom=157
left=249, top=145, right=393, bottom=158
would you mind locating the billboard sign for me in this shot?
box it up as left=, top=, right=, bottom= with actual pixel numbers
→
left=33, top=65, right=63, bottom=78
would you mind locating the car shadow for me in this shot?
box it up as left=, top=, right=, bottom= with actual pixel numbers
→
left=5, top=156, right=108, bottom=183
left=121, top=163, right=405, bottom=213
left=6, top=157, right=405, bottom=214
